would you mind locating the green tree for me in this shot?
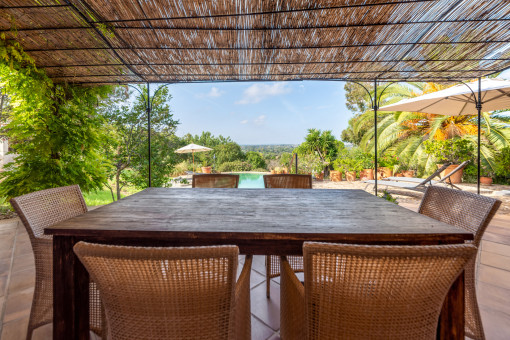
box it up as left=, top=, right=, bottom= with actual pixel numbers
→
left=101, top=85, right=180, bottom=199
left=0, top=39, right=113, bottom=199
left=215, top=142, right=245, bottom=165
left=245, top=151, right=266, bottom=169
left=181, top=131, right=234, bottom=167
left=295, top=129, right=342, bottom=162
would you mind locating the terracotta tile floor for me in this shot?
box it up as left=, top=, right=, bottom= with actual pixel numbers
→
left=1, top=203, right=509, bottom=340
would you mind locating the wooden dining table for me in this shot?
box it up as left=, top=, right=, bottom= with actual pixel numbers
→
left=45, top=188, right=472, bottom=340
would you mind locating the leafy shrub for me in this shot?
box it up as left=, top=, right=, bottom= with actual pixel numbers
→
left=298, top=153, right=324, bottom=174
left=423, top=138, right=474, bottom=164
left=170, top=161, right=191, bottom=176
left=495, top=146, right=510, bottom=177
left=217, top=161, right=252, bottom=172
left=355, top=150, right=375, bottom=169
left=462, top=163, right=478, bottom=183
left=378, top=153, right=399, bottom=168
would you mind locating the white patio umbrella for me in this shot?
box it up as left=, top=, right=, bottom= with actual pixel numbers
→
left=175, top=143, right=212, bottom=173
left=378, top=78, right=510, bottom=194
left=379, top=79, right=510, bottom=115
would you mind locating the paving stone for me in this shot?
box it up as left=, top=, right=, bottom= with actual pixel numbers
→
left=3, top=287, right=34, bottom=323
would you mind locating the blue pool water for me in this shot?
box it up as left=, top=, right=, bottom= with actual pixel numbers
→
left=237, top=173, right=265, bottom=188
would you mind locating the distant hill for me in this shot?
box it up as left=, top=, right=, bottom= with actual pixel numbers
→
left=241, top=144, right=297, bottom=157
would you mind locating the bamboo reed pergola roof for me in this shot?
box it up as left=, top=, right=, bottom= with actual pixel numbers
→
left=1, top=0, right=509, bottom=85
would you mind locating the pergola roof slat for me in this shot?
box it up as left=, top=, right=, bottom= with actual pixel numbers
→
left=0, top=0, right=508, bottom=84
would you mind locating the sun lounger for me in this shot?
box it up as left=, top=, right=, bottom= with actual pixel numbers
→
left=364, top=162, right=469, bottom=191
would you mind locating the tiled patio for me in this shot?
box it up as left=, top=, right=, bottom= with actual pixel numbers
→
left=1, top=203, right=509, bottom=340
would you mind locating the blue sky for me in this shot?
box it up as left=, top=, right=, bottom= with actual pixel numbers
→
left=165, top=70, right=510, bottom=145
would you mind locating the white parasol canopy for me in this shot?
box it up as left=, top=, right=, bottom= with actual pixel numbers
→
left=175, top=143, right=213, bottom=173
left=379, top=79, right=510, bottom=116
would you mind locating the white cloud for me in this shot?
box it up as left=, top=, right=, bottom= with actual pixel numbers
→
left=236, top=82, right=291, bottom=104
left=207, top=87, right=224, bottom=97
left=196, top=86, right=225, bottom=98
left=254, top=115, right=266, bottom=125
left=240, top=120, right=248, bottom=124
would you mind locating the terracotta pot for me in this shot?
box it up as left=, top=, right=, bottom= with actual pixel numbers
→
left=345, top=171, right=357, bottom=182
left=315, top=173, right=324, bottom=181
left=201, top=166, right=212, bottom=174
left=480, top=177, right=493, bottom=186
left=438, top=164, right=463, bottom=184
left=395, top=173, right=404, bottom=177
left=270, top=169, right=276, bottom=174
left=377, top=167, right=393, bottom=179
left=403, top=170, right=415, bottom=178
left=359, top=169, right=374, bottom=180
left=330, top=170, right=342, bottom=182
left=282, top=167, right=288, bottom=174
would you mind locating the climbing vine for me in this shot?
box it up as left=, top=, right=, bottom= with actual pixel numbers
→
left=0, top=37, right=114, bottom=199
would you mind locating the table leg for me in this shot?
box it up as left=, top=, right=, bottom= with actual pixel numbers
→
left=53, top=236, right=90, bottom=340
left=438, top=270, right=465, bottom=340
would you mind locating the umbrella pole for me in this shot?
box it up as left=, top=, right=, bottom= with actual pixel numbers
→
left=477, top=77, right=482, bottom=195
left=193, top=151, right=195, bottom=174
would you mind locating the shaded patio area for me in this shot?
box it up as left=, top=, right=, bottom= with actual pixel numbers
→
left=1, top=200, right=509, bottom=340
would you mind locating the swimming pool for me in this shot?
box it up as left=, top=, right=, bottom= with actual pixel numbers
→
left=236, top=173, right=265, bottom=188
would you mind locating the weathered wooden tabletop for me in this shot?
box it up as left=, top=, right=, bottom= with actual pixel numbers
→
left=45, top=188, right=471, bottom=249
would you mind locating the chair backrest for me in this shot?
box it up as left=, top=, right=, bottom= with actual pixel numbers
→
left=74, top=242, right=239, bottom=340
left=438, top=160, right=470, bottom=183
left=263, top=174, right=312, bottom=189
left=10, top=185, right=88, bottom=240
left=303, top=242, right=476, bottom=339
left=192, top=174, right=240, bottom=188
left=418, top=162, right=452, bottom=186
left=419, top=186, right=501, bottom=246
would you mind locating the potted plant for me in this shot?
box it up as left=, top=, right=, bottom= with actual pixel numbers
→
left=424, top=138, right=474, bottom=184
left=201, top=164, right=212, bottom=174
left=330, top=160, right=343, bottom=182
left=312, top=159, right=329, bottom=181
left=480, top=165, right=494, bottom=186
left=394, top=158, right=415, bottom=178
left=378, top=154, right=398, bottom=179
left=357, top=151, right=375, bottom=180
left=343, top=157, right=363, bottom=182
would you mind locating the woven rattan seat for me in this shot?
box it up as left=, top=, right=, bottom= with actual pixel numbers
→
left=418, top=186, right=502, bottom=340
left=263, top=174, right=312, bottom=298
left=280, top=242, right=477, bottom=340
left=9, top=185, right=104, bottom=340
left=74, top=242, right=253, bottom=340
left=192, top=174, right=240, bottom=188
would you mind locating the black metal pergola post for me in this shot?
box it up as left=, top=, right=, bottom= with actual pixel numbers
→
left=477, top=77, right=482, bottom=195
left=458, top=77, right=483, bottom=195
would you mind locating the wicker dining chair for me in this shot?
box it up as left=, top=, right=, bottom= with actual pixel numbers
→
left=9, top=185, right=104, bottom=340
left=192, top=174, right=240, bottom=188
left=263, top=174, right=312, bottom=189
left=418, top=186, right=501, bottom=340
left=280, top=242, right=477, bottom=340
left=263, top=174, right=312, bottom=298
left=74, top=242, right=253, bottom=340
